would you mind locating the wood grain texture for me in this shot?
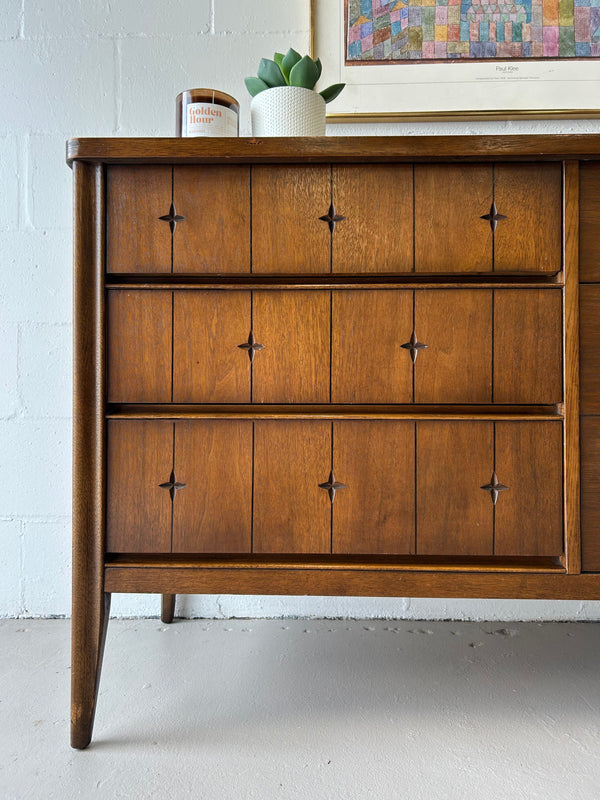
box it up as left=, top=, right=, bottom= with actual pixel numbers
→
left=332, top=164, right=413, bottom=273
left=68, top=135, right=600, bottom=167
left=331, top=290, right=413, bottom=403
left=579, top=162, right=600, bottom=282
left=106, top=420, right=174, bottom=553
left=415, top=290, right=493, bottom=403
left=107, top=290, right=172, bottom=403
left=494, top=289, right=563, bottom=404
left=414, top=164, right=492, bottom=273
left=252, top=291, right=330, bottom=403
left=71, top=161, right=107, bottom=749
left=106, top=165, right=172, bottom=273
left=580, top=285, right=600, bottom=414
left=332, top=421, right=415, bottom=554
left=105, top=567, right=600, bottom=601
left=563, top=161, right=581, bottom=573
left=581, top=418, right=600, bottom=571
left=173, top=165, right=250, bottom=273
left=252, top=165, right=330, bottom=273
left=253, top=420, right=331, bottom=553
left=417, top=421, right=494, bottom=555
left=173, top=290, right=251, bottom=403
left=172, top=421, right=252, bottom=553
left=494, top=163, right=562, bottom=273
left=494, top=421, right=564, bottom=557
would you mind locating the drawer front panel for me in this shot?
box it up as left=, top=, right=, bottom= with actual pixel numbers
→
left=107, top=166, right=172, bottom=273
left=106, top=420, right=174, bottom=553
left=493, top=163, right=562, bottom=274
left=414, top=164, right=493, bottom=273
left=106, top=419, right=563, bottom=559
left=252, top=165, right=331, bottom=274
left=414, top=290, right=493, bottom=403
left=580, top=285, right=600, bottom=415
left=107, top=288, right=562, bottom=406
left=253, top=420, right=332, bottom=554
left=107, top=290, right=173, bottom=403
left=173, top=291, right=251, bottom=403
left=579, top=162, right=600, bottom=282
left=331, top=164, right=414, bottom=274
left=494, top=289, right=563, bottom=405
left=417, top=420, right=563, bottom=557
left=331, top=290, right=413, bottom=403
left=252, top=291, right=331, bottom=403
left=107, top=165, right=251, bottom=274
left=332, top=420, right=415, bottom=555
left=581, top=417, right=600, bottom=571
left=107, top=420, right=252, bottom=554
left=172, top=421, right=253, bottom=553
left=107, top=163, right=562, bottom=276
left=417, top=421, right=494, bottom=555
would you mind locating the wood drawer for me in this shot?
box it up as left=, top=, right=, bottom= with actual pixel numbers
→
left=581, top=417, right=600, bottom=571
left=107, top=288, right=563, bottom=406
left=106, top=419, right=564, bottom=559
left=106, top=163, right=562, bottom=275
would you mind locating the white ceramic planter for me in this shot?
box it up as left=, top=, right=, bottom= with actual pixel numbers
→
left=250, top=86, right=326, bottom=136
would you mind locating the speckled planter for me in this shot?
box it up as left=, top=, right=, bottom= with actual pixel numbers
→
left=250, top=86, right=326, bottom=136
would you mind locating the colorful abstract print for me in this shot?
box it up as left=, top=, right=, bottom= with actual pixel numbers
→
left=346, top=0, right=600, bottom=60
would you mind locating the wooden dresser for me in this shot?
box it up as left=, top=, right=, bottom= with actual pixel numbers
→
left=68, top=135, right=600, bottom=748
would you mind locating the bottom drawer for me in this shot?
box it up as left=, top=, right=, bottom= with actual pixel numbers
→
left=106, top=419, right=564, bottom=559
left=581, top=418, right=600, bottom=571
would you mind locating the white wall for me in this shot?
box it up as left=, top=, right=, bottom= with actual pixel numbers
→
left=1, top=0, right=599, bottom=620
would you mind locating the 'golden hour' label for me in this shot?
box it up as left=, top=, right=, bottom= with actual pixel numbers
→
left=185, top=103, right=238, bottom=137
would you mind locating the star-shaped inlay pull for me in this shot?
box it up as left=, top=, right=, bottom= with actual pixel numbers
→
left=237, top=330, right=265, bottom=363
left=319, top=203, right=345, bottom=233
left=158, top=202, right=185, bottom=233
left=401, top=330, right=428, bottom=363
left=480, top=201, right=507, bottom=233
left=318, top=470, right=347, bottom=504
left=480, top=471, right=509, bottom=505
left=159, top=470, right=186, bottom=502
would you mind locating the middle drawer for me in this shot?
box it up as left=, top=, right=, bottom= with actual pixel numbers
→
left=107, top=288, right=563, bottom=405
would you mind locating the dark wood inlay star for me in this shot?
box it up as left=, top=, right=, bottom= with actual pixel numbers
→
left=319, top=203, right=346, bottom=233
left=158, top=202, right=185, bottom=233
left=401, top=330, right=428, bottom=363
left=318, top=470, right=347, bottom=504
left=159, top=470, right=186, bottom=502
left=237, top=330, right=265, bottom=363
left=480, top=471, right=509, bottom=505
left=480, top=201, right=507, bottom=233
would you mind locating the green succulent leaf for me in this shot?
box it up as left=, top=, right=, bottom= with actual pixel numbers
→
left=245, top=76, right=270, bottom=97
left=320, top=83, right=345, bottom=104
left=257, top=58, right=287, bottom=88
left=273, top=52, right=285, bottom=71
left=281, top=48, right=302, bottom=83
left=289, top=55, right=320, bottom=90
left=314, top=57, right=322, bottom=81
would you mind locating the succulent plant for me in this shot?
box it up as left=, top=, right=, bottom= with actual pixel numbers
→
left=245, top=48, right=345, bottom=104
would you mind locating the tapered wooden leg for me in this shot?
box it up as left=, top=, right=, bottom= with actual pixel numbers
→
left=71, top=161, right=109, bottom=750
left=161, top=593, right=176, bottom=623
left=71, top=592, right=111, bottom=749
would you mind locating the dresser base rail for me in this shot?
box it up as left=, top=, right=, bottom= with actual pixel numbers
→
left=102, top=559, right=600, bottom=601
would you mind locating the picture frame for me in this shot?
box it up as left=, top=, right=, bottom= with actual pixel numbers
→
left=310, top=0, right=600, bottom=121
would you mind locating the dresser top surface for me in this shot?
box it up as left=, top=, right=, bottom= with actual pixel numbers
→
left=66, top=133, right=600, bottom=167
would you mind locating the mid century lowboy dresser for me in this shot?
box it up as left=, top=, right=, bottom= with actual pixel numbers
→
left=68, top=135, right=600, bottom=748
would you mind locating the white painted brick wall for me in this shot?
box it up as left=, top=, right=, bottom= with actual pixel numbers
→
left=1, top=0, right=599, bottom=619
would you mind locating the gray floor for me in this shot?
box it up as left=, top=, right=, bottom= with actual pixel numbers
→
left=1, top=618, right=599, bottom=800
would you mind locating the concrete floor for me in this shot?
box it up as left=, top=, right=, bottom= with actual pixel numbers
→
left=1, top=618, right=600, bottom=800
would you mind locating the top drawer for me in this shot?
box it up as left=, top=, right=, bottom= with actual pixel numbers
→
left=106, top=163, right=562, bottom=275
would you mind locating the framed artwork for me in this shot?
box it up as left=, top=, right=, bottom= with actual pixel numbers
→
left=311, top=0, right=600, bottom=120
